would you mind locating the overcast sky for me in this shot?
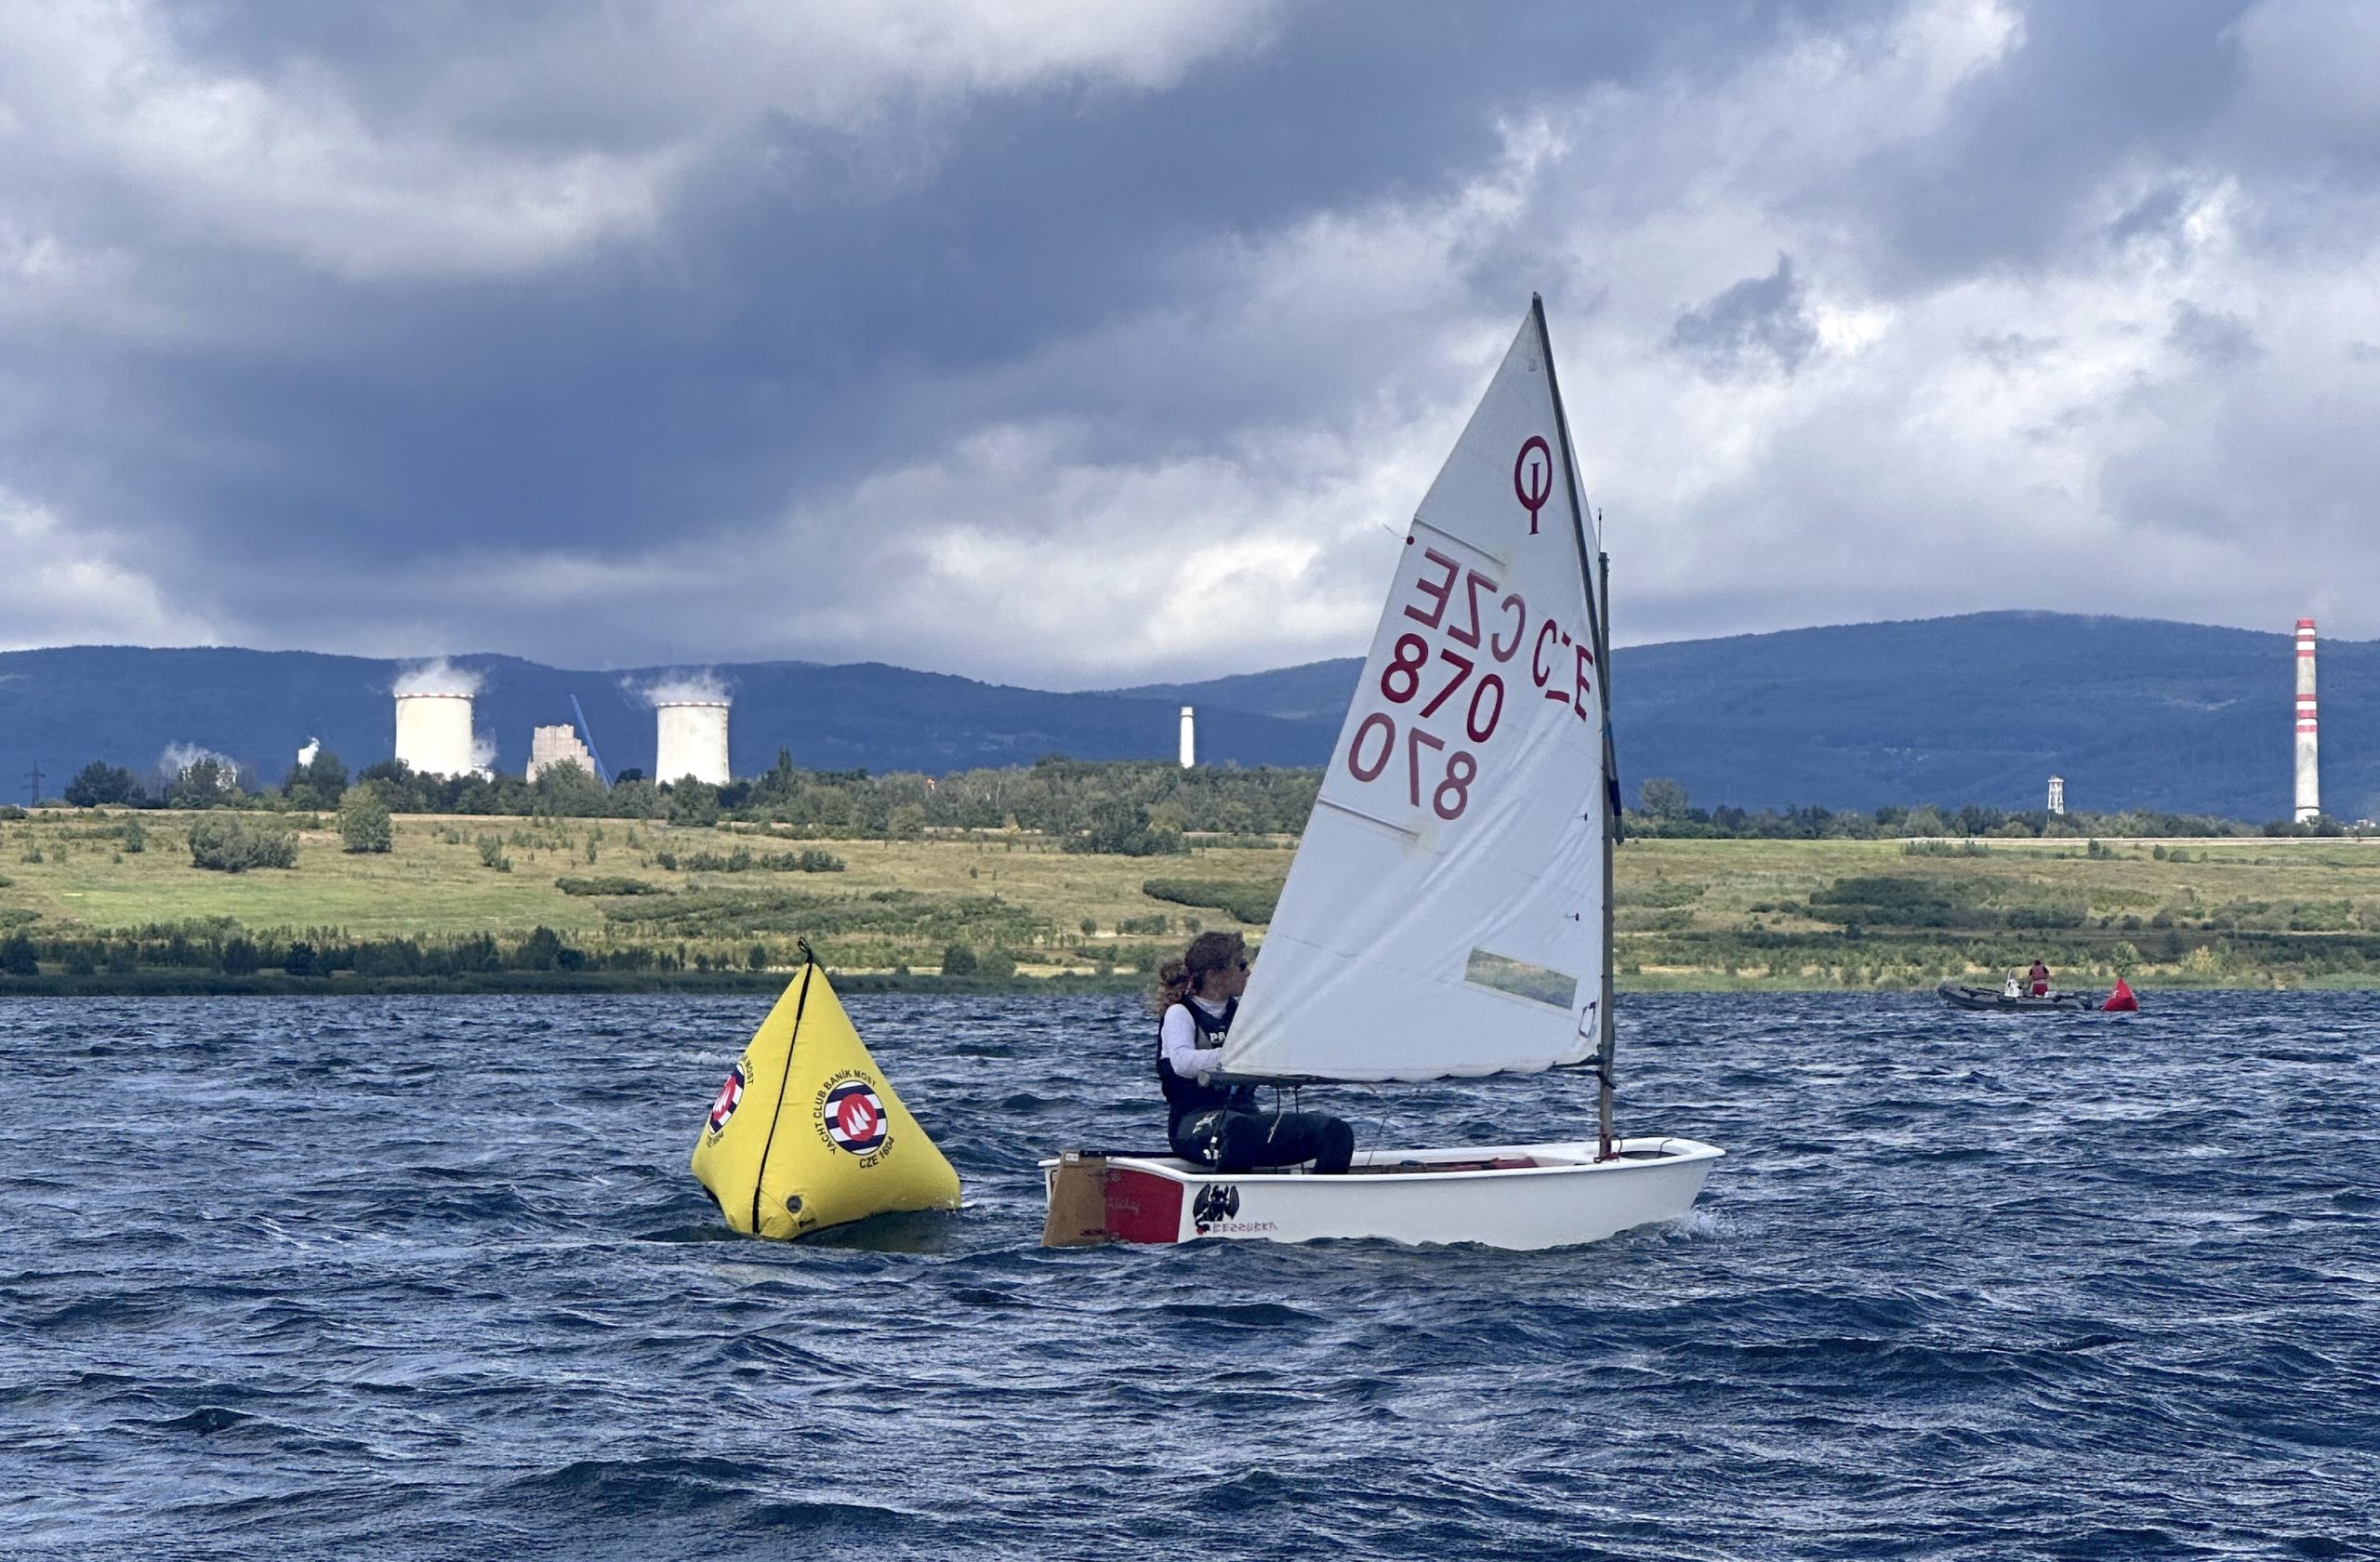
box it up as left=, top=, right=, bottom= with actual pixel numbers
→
left=2, top=0, right=2373, bottom=687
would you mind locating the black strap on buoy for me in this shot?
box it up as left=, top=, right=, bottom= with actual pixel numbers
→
left=747, top=960, right=814, bottom=1231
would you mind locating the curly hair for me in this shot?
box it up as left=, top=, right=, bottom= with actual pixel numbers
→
left=1151, top=930, right=1248, bottom=1014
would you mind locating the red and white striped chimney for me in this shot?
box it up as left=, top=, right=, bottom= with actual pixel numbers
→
left=2294, top=618, right=2320, bottom=823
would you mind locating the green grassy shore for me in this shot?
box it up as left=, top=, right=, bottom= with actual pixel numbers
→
left=5, top=809, right=2380, bottom=994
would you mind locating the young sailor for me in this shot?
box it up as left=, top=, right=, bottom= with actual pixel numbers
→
left=1156, top=932, right=1354, bottom=1175
left=2028, top=959, right=2052, bottom=998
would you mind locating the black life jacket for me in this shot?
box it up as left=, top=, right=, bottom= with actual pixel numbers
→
left=1157, top=997, right=1254, bottom=1128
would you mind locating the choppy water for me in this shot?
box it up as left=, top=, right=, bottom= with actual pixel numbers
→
left=2, top=989, right=2375, bottom=1560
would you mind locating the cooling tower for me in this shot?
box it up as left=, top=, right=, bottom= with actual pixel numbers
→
left=2294, top=618, right=2320, bottom=823
left=395, top=693, right=479, bottom=778
left=655, top=701, right=731, bottom=787
left=1179, top=706, right=1196, bottom=770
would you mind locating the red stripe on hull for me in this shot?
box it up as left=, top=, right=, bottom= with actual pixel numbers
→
left=1104, top=1167, right=1185, bottom=1243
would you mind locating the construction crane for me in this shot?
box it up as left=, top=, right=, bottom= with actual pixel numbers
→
left=569, top=695, right=612, bottom=787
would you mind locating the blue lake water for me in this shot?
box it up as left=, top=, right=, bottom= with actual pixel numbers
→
left=2, top=989, right=2375, bottom=1560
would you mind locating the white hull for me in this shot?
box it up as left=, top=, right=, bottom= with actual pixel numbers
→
left=1041, top=1136, right=1721, bottom=1251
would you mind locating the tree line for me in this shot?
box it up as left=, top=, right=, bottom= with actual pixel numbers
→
left=48, top=752, right=2346, bottom=841
left=53, top=750, right=1319, bottom=848
left=1622, top=777, right=2339, bottom=841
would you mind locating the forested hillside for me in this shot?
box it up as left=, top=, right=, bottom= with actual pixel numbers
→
left=1132, top=613, right=2373, bottom=821
left=1, top=613, right=2365, bottom=819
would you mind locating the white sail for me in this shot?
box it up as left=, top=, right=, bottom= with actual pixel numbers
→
left=1223, top=302, right=1610, bottom=1082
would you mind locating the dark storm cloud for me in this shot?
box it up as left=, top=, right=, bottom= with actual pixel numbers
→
left=0, top=0, right=1847, bottom=670
left=1849, top=0, right=2261, bottom=285
left=5, top=0, right=2378, bottom=682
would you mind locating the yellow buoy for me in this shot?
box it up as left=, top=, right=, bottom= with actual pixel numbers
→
left=690, top=961, right=960, bottom=1238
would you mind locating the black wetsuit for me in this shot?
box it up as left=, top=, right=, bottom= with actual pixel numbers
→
left=1157, top=999, right=1354, bottom=1174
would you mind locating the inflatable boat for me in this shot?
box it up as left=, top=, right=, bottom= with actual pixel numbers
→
left=1936, top=978, right=2111, bottom=1013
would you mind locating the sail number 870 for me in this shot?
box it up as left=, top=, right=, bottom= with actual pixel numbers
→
left=1347, top=632, right=1503, bottom=820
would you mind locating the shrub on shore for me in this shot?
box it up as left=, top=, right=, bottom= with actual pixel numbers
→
left=337, top=789, right=393, bottom=854
left=188, top=816, right=298, bottom=872
left=1141, top=877, right=1280, bottom=925
left=556, top=875, right=671, bottom=896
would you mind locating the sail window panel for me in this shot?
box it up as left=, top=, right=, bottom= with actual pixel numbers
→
left=1463, top=949, right=1578, bottom=1011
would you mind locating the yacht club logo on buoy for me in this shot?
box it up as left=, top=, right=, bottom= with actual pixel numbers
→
left=821, top=1078, right=889, bottom=1155
left=706, top=1065, right=745, bottom=1135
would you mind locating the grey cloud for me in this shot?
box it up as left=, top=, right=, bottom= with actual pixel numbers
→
left=1853, top=1, right=2258, bottom=286
left=2109, top=182, right=2193, bottom=251
left=2168, top=302, right=2259, bottom=364
left=1667, top=255, right=1818, bottom=379
left=1972, top=330, right=2061, bottom=370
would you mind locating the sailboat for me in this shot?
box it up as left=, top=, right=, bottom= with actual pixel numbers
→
left=1041, top=298, right=1721, bottom=1251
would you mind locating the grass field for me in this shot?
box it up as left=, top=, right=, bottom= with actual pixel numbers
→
left=1609, top=834, right=2380, bottom=989
left=7, top=810, right=2380, bottom=990
left=0, top=812, right=1292, bottom=982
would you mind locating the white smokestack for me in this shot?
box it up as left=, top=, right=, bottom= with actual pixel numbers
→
left=1179, top=705, right=1196, bottom=769
left=2295, top=617, right=2320, bottom=823
left=655, top=702, right=731, bottom=786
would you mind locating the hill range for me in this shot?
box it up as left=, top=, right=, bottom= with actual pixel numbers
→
left=0, top=613, right=2362, bottom=821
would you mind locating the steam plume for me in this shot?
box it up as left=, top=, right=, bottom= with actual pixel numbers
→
left=159, top=742, right=242, bottom=787
left=628, top=669, right=732, bottom=707
left=393, top=657, right=483, bottom=697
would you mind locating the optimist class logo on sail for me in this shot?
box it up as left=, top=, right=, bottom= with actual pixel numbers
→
left=1514, top=437, right=1553, bottom=533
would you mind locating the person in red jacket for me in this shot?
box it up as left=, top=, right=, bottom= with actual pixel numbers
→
left=2028, top=959, right=2051, bottom=998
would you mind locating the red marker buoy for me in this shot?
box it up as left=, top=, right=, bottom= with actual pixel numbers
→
left=2103, top=978, right=2139, bottom=1013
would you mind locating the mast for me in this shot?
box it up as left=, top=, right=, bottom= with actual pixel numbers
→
left=1529, top=295, right=1620, bottom=1159
left=1594, top=551, right=1619, bottom=1160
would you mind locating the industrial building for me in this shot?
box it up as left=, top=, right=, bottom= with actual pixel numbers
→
left=527, top=724, right=597, bottom=785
